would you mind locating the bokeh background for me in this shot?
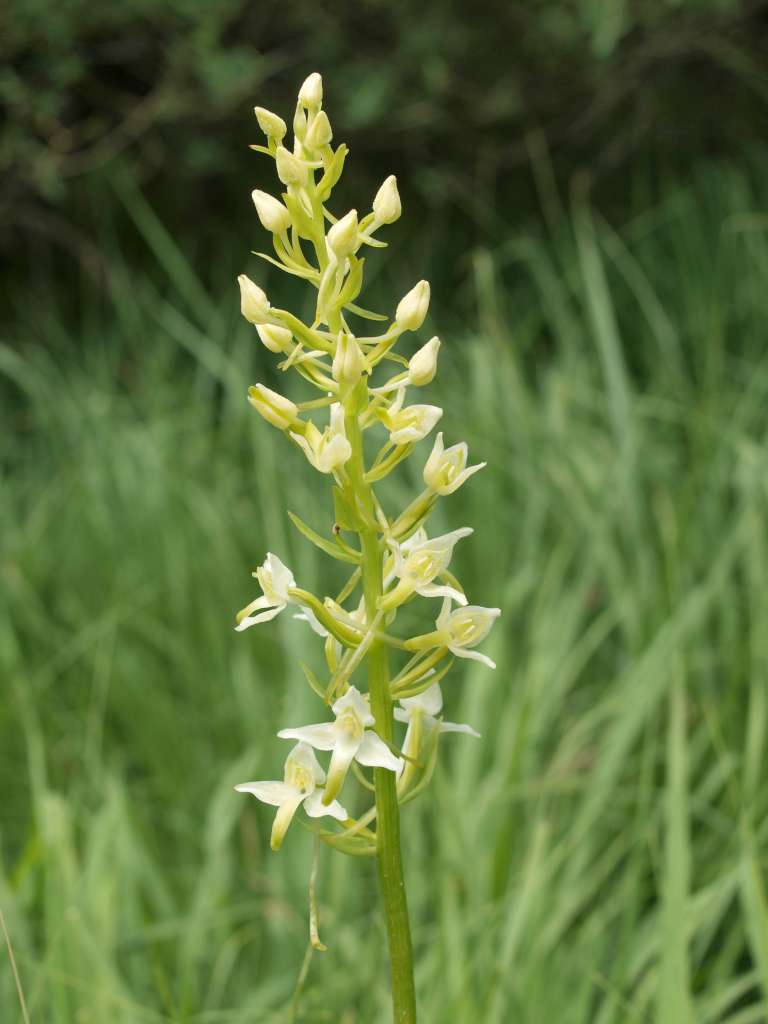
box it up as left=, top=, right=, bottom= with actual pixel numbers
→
left=3, top=2, right=768, bottom=1021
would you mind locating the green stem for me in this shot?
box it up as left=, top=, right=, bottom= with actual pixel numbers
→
left=346, top=406, right=418, bottom=1024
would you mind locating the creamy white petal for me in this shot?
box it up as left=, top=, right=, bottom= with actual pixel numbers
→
left=332, top=685, right=374, bottom=727
left=439, top=721, right=481, bottom=738
left=399, top=682, right=443, bottom=717
left=416, top=582, right=468, bottom=604
left=303, top=789, right=348, bottom=821
left=270, top=792, right=305, bottom=850
left=234, top=604, right=285, bottom=631
left=448, top=644, right=496, bottom=669
left=292, top=609, right=330, bottom=637
left=234, top=780, right=299, bottom=806
left=277, top=722, right=340, bottom=750
left=356, top=731, right=403, bottom=773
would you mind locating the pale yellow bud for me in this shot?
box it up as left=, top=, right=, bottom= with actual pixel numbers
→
left=251, top=190, right=292, bottom=234
left=408, top=336, right=440, bottom=386
left=238, top=274, right=270, bottom=325
left=247, top=383, right=300, bottom=430
left=327, top=209, right=358, bottom=258
left=298, top=72, right=323, bottom=109
left=257, top=324, right=293, bottom=354
left=293, top=106, right=307, bottom=141
left=395, top=280, right=430, bottom=331
left=332, top=333, right=364, bottom=390
left=305, top=110, right=333, bottom=149
left=373, top=175, right=401, bottom=224
left=254, top=107, right=287, bottom=141
left=275, top=146, right=307, bottom=186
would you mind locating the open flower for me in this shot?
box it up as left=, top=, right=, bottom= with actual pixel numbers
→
left=423, top=432, right=486, bottom=495
left=381, top=527, right=472, bottom=609
left=380, top=387, right=442, bottom=446
left=278, top=686, right=403, bottom=804
left=406, top=597, right=500, bottom=669
left=290, top=403, right=352, bottom=473
left=235, top=553, right=326, bottom=635
left=235, top=742, right=347, bottom=851
left=395, top=682, right=479, bottom=770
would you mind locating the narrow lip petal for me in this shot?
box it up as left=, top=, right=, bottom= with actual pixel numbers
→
left=234, top=603, right=285, bottom=631
left=439, top=721, right=481, bottom=738
left=355, top=730, right=403, bottom=773
left=448, top=644, right=496, bottom=669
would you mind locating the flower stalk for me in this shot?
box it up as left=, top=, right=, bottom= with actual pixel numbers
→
left=230, top=74, right=500, bottom=1023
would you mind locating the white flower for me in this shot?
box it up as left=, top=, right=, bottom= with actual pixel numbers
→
left=290, top=403, right=352, bottom=473
left=373, top=175, right=401, bottom=225
left=251, top=190, right=292, bottom=235
left=235, top=742, right=347, bottom=851
left=394, top=682, right=480, bottom=772
left=247, top=383, right=300, bottom=430
left=238, top=274, right=271, bottom=325
left=383, top=527, right=472, bottom=608
left=381, top=387, right=442, bottom=446
left=254, top=106, right=287, bottom=141
left=423, top=432, right=486, bottom=495
left=434, top=598, right=501, bottom=669
left=278, top=686, right=403, bottom=803
left=395, top=280, right=430, bottom=331
left=408, top=336, right=440, bottom=386
left=235, top=553, right=326, bottom=635
left=326, top=209, right=359, bottom=259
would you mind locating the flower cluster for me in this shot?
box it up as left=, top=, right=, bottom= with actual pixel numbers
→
left=233, top=73, right=500, bottom=857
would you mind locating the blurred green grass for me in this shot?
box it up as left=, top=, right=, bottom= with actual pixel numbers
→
left=2, top=152, right=768, bottom=1022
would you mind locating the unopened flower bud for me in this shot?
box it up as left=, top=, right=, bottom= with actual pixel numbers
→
left=395, top=280, right=430, bottom=332
left=408, top=336, right=440, bottom=386
left=305, top=110, right=333, bottom=149
left=373, top=175, right=401, bottom=224
left=257, top=324, right=293, bottom=354
left=254, top=107, right=287, bottom=141
left=247, top=383, right=300, bottom=430
left=332, top=333, right=364, bottom=390
left=327, top=209, right=358, bottom=259
left=251, top=190, right=292, bottom=235
left=298, top=72, right=323, bottom=109
left=238, top=274, right=270, bottom=325
left=293, top=106, right=307, bottom=141
left=275, top=146, right=307, bottom=186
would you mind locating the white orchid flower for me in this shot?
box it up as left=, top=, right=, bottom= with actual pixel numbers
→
left=278, top=686, right=403, bottom=803
left=235, top=553, right=326, bottom=635
left=407, top=597, right=500, bottom=669
left=436, top=598, right=500, bottom=668
left=423, top=432, right=486, bottom=495
left=290, top=403, right=352, bottom=474
left=380, top=387, right=442, bottom=446
left=382, top=527, right=472, bottom=609
left=394, top=682, right=480, bottom=776
left=235, top=742, right=347, bottom=851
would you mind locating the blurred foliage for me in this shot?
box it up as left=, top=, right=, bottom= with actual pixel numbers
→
left=3, top=0, right=768, bottom=276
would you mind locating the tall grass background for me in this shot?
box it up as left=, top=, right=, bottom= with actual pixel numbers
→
left=2, top=144, right=768, bottom=1021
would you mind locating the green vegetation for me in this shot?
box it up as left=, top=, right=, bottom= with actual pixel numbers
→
left=2, top=147, right=768, bottom=1021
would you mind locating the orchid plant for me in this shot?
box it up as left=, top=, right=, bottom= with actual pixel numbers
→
left=233, top=73, right=500, bottom=1022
